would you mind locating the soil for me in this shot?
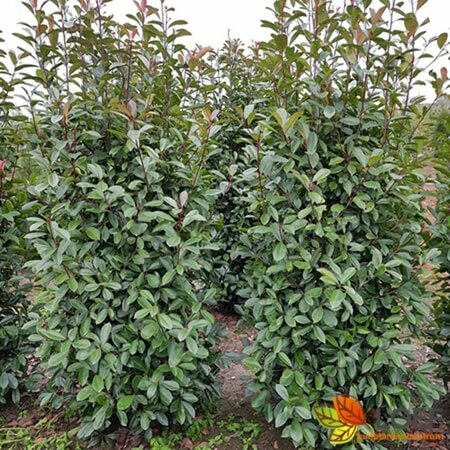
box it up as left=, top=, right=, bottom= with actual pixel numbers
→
left=208, top=311, right=295, bottom=450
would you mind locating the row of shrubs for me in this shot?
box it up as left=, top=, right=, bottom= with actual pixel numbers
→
left=0, top=0, right=448, bottom=448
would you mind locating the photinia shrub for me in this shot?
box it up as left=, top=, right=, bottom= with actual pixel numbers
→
left=0, top=157, right=33, bottom=405
left=184, top=38, right=260, bottom=310
left=427, top=108, right=450, bottom=389
left=238, top=0, right=448, bottom=448
left=21, top=0, right=222, bottom=441
left=0, top=34, right=35, bottom=405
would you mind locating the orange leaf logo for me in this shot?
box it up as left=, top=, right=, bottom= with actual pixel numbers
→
left=315, top=395, right=366, bottom=445
left=333, top=395, right=366, bottom=426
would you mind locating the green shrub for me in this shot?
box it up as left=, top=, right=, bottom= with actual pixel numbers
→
left=0, top=161, right=32, bottom=405
left=0, top=36, right=34, bottom=405
left=20, top=0, right=222, bottom=440
left=188, top=39, right=259, bottom=310
left=427, top=109, right=450, bottom=388
left=237, top=1, right=447, bottom=447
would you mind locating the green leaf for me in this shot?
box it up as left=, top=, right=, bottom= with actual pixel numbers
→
left=100, top=323, right=111, bottom=345
left=313, top=326, right=326, bottom=343
left=48, top=173, right=59, bottom=188
left=341, top=268, right=356, bottom=283
left=67, top=278, right=78, bottom=292
left=182, top=210, right=206, bottom=227
left=324, top=106, right=336, bottom=119
left=0, top=372, right=9, bottom=389
left=161, top=269, right=176, bottom=286
left=341, top=116, right=360, bottom=126
left=273, top=243, right=287, bottom=262
left=437, top=32, right=448, bottom=49
left=278, top=352, right=293, bottom=367
left=244, top=104, right=255, bottom=120
left=93, top=406, right=107, bottom=430
left=186, top=336, right=198, bottom=354
left=307, top=132, right=318, bottom=154
left=158, top=314, right=173, bottom=330
left=361, top=357, right=374, bottom=374
left=39, top=329, right=66, bottom=341
left=92, top=375, right=104, bottom=392
left=275, top=408, right=291, bottom=428
left=274, top=34, right=288, bottom=51
left=47, top=352, right=67, bottom=368
left=295, top=406, right=311, bottom=420
left=312, top=307, right=324, bottom=323
left=117, top=395, right=135, bottom=411
left=86, top=227, right=100, bottom=241
left=275, top=384, right=290, bottom=401
left=329, top=289, right=346, bottom=309
left=87, top=163, right=104, bottom=179
left=160, top=387, right=173, bottom=405
left=404, top=13, right=418, bottom=34
left=313, top=168, right=330, bottom=183
left=168, top=343, right=183, bottom=367
left=317, top=268, right=338, bottom=285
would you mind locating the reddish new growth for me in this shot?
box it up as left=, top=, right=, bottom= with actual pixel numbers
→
left=0, top=159, right=7, bottom=175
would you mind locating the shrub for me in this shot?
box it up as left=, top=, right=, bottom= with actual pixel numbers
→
left=0, top=160, right=32, bottom=405
left=427, top=109, right=450, bottom=388
left=21, top=0, right=222, bottom=440
left=238, top=1, right=447, bottom=447
left=0, top=35, right=34, bottom=405
left=188, top=39, right=259, bottom=310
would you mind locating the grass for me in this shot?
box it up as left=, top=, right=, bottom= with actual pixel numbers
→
left=147, top=414, right=262, bottom=450
left=0, top=416, right=80, bottom=450
left=0, top=407, right=262, bottom=450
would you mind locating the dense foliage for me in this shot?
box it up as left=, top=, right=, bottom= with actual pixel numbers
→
left=0, top=0, right=448, bottom=448
left=0, top=35, right=34, bottom=405
left=21, top=0, right=222, bottom=441
left=237, top=1, right=448, bottom=448
left=428, top=109, right=450, bottom=388
left=189, top=38, right=258, bottom=309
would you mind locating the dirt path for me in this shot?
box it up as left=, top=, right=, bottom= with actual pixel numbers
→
left=212, top=311, right=295, bottom=450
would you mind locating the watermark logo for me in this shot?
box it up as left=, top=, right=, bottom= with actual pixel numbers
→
left=314, top=395, right=366, bottom=445
left=314, top=395, right=446, bottom=446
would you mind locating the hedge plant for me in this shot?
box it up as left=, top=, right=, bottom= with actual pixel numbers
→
left=184, top=38, right=260, bottom=310
left=238, top=1, right=448, bottom=448
left=427, top=108, right=450, bottom=388
left=21, top=0, right=222, bottom=441
left=0, top=146, right=32, bottom=407
left=0, top=34, right=34, bottom=405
